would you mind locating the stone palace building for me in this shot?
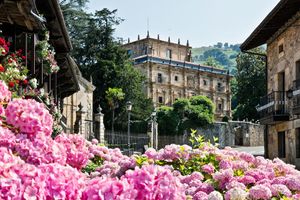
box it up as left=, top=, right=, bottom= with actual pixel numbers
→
left=123, top=34, right=232, bottom=121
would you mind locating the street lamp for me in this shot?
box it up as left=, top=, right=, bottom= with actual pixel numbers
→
left=126, top=101, right=132, bottom=154
left=151, top=109, right=157, bottom=149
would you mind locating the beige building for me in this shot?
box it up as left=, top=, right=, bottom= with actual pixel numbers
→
left=241, top=0, right=300, bottom=168
left=123, top=34, right=232, bottom=121
left=62, top=59, right=96, bottom=140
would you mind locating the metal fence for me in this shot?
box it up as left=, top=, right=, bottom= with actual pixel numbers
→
left=105, top=130, right=150, bottom=154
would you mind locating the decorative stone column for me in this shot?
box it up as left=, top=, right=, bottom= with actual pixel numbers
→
left=74, top=103, right=86, bottom=136
left=95, top=105, right=105, bottom=144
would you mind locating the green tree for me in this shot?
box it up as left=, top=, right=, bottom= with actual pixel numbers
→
left=60, top=5, right=154, bottom=128
left=60, top=0, right=91, bottom=59
left=105, top=87, right=125, bottom=134
left=183, top=96, right=215, bottom=130
left=203, top=49, right=232, bottom=67
left=204, top=56, right=223, bottom=69
left=157, top=96, right=215, bottom=135
left=233, top=48, right=266, bottom=121
left=157, top=106, right=179, bottom=135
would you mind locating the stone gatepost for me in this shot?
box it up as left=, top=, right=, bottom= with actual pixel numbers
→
left=75, top=103, right=87, bottom=136
left=95, top=105, right=105, bottom=144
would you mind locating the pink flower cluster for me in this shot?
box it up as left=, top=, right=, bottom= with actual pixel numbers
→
left=0, top=147, right=86, bottom=199
left=6, top=98, right=53, bottom=137
left=83, top=165, right=186, bottom=200
left=0, top=80, right=11, bottom=102
left=15, top=134, right=67, bottom=165
left=89, top=144, right=136, bottom=177
left=145, top=144, right=192, bottom=161
left=1, top=89, right=300, bottom=199
left=144, top=144, right=300, bottom=199
left=55, top=133, right=91, bottom=169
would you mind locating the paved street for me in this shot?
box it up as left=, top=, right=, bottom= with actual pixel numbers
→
left=232, top=146, right=264, bottom=156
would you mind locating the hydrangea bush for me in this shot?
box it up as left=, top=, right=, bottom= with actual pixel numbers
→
left=1, top=79, right=300, bottom=199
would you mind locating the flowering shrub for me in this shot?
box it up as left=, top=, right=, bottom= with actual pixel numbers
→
left=5, top=98, right=53, bottom=137
left=1, top=80, right=300, bottom=199
left=0, top=80, right=11, bottom=102
left=0, top=48, right=28, bottom=91
left=36, top=31, right=60, bottom=74
left=0, top=37, right=9, bottom=56
left=55, top=133, right=91, bottom=169
left=44, top=49, right=60, bottom=74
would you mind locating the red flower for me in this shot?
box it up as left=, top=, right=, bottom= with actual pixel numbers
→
left=22, top=80, right=28, bottom=85
left=0, top=64, right=4, bottom=72
left=0, top=37, right=6, bottom=45
left=15, top=80, right=20, bottom=84
left=8, top=81, right=14, bottom=88
left=22, top=56, right=26, bottom=60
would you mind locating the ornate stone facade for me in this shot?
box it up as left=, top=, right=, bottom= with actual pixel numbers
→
left=123, top=35, right=232, bottom=121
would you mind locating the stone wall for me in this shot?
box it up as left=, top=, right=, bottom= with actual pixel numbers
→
left=158, top=121, right=265, bottom=149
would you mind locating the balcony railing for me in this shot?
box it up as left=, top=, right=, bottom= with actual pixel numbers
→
left=294, top=79, right=300, bottom=90
left=257, top=91, right=289, bottom=124
left=293, top=79, right=300, bottom=114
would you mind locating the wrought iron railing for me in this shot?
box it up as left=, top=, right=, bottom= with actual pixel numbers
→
left=293, top=79, right=300, bottom=113
left=105, top=130, right=150, bottom=154
left=294, top=79, right=300, bottom=90
left=257, top=91, right=289, bottom=118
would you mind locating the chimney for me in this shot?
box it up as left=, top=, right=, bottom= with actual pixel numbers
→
left=128, top=38, right=130, bottom=43
left=157, top=34, right=160, bottom=40
left=178, top=38, right=180, bottom=45
left=168, top=37, right=170, bottom=43
left=147, top=31, right=149, bottom=38
left=186, top=40, right=189, bottom=47
left=138, top=35, right=140, bottom=40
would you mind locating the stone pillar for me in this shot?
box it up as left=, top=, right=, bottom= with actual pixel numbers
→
left=75, top=103, right=86, bottom=137
left=95, top=105, right=105, bottom=144
left=287, top=128, right=296, bottom=164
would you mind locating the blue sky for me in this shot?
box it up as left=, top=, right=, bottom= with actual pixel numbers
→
left=87, top=0, right=279, bottom=47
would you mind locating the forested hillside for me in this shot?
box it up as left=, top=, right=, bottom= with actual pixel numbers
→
left=192, top=42, right=240, bottom=74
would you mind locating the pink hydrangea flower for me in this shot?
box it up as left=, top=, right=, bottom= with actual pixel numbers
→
left=193, top=191, right=208, bottom=200
left=219, top=159, right=232, bottom=170
left=55, top=133, right=91, bottom=169
left=225, top=188, right=248, bottom=200
left=249, top=184, right=272, bottom=200
left=0, top=126, right=16, bottom=149
left=213, top=168, right=234, bottom=190
left=239, top=152, right=255, bottom=163
left=207, top=191, right=223, bottom=200
left=271, top=184, right=292, bottom=197
left=5, top=99, right=53, bottom=137
left=82, top=177, right=134, bottom=200
left=15, top=134, right=67, bottom=165
left=0, top=80, right=11, bottom=102
left=202, top=163, right=215, bottom=174
left=122, top=165, right=186, bottom=199
left=91, top=138, right=98, bottom=145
